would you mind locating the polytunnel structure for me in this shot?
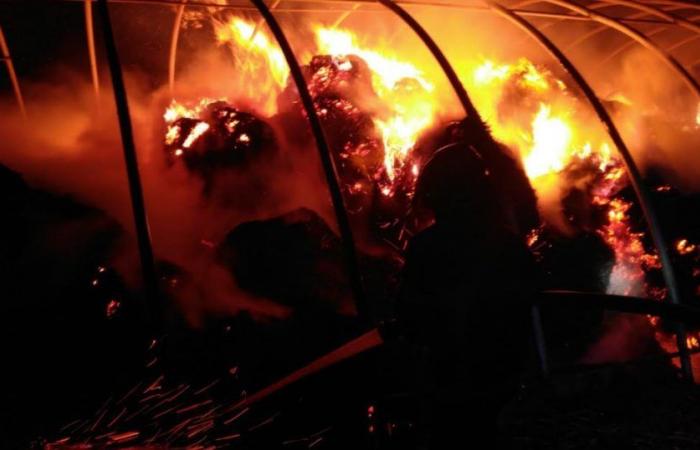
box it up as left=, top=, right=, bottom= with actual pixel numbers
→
left=2, top=0, right=700, bottom=447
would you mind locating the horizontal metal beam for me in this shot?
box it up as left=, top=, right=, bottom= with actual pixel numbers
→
left=539, top=291, right=700, bottom=325
left=0, top=0, right=688, bottom=26
left=97, top=0, right=161, bottom=328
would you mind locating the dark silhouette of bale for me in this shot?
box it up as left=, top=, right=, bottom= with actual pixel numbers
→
left=534, top=228, right=615, bottom=362
left=216, top=208, right=353, bottom=312
left=0, top=165, right=150, bottom=448
left=216, top=207, right=403, bottom=321
left=632, top=174, right=700, bottom=333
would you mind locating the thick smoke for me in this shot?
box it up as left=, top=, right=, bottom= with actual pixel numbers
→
left=604, top=48, right=700, bottom=192
left=0, top=53, right=343, bottom=326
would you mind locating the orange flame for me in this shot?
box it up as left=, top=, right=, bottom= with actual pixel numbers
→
left=314, top=27, right=436, bottom=184
left=468, top=58, right=615, bottom=200
left=212, top=17, right=289, bottom=115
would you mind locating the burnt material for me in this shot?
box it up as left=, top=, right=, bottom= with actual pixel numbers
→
left=216, top=208, right=402, bottom=319
left=277, top=54, right=384, bottom=212
left=165, top=101, right=278, bottom=177
left=217, top=208, right=351, bottom=312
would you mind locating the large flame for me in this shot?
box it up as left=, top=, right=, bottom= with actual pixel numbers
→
left=212, top=17, right=289, bottom=115
left=314, top=27, right=436, bottom=184
left=469, top=58, right=611, bottom=187
left=165, top=17, right=700, bottom=369
left=525, top=103, right=573, bottom=179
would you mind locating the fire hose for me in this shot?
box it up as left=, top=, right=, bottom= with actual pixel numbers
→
left=230, top=291, right=700, bottom=411
left=231, top=328, right=384, bottom=410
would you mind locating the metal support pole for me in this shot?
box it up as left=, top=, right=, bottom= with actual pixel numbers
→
left=531, top=304, right=549, bottom=377
left=168, top=0, right=187, bottom=95
left=0, top=25, right=26, bottom=118
left=247, top=0, right=371, bottom=323
left=96, top=0, right=160, bottom=328
left=84, top=0, right=101, bottom=104
left=486, top=0, right=694, bottom=382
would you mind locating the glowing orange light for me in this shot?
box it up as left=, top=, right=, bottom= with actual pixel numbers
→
left=676, top=239, right=696, bottom=255
left=182, top=122, right=210, bottom=149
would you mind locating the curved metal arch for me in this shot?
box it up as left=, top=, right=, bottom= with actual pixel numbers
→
left=484, top=0, right=694, bottom=381
left=246, top=0, right=370, bottom=323
left=374, top=0, right=482, bottom=121
left=534, top=0, right=700, bottom=98
left=510, top=0, right=600, bottom=34
left=599, top=24, right=665, bottom=65
left=168, top=0, right=187, bottom=95
left=508, top=2, right=635, bottom=57
left=0, top=25, right=26, bottom=118
left=562, top=7, right=659, bottom=53
left=96, top=0, right=160, bottom=328
left=599, top=0, right=678, bottom=22
left=84, top=0, right=101, bottom=103
left=601, top=0, right=700, bottom=34
left=597, top=9, right=700, bottom=65
left=526, top=2, right=623, bottom=51
left=513, top=1, right=690, bottom=56
left=603, top=22, right=700, bottom=66
left=168, top=0, right=287, bottom=95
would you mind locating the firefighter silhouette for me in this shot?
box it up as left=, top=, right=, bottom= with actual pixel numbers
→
left=396, top=139, right=538, bottom=448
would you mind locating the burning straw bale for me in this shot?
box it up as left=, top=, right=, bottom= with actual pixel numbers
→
left=277, top=54, right=384, bottom=212
left=216, top=208, right=352, bottom=312
left=164, top=100, right=278, bottom=184
left=215, top=207, right=402, bottom=318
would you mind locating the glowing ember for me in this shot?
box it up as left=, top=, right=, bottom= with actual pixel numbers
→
left=106, top=299, right=120, bottom=317
left=677, top=239, right=697, bottom=256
